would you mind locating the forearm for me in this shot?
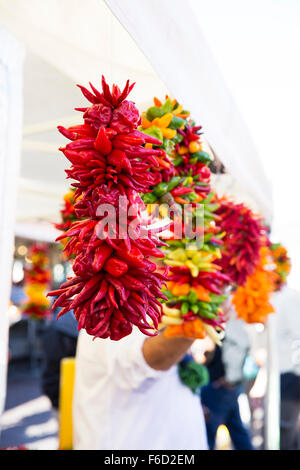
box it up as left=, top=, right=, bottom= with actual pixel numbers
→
left=142, top=332, right=194, bottom=371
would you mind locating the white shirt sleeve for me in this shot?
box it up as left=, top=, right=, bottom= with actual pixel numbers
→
left=105, top=330, right=165, bottom=390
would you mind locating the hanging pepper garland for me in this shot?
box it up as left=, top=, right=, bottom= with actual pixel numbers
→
left=22, top=243, right=51, bottom=320
left=140, top=97, right=230, bottom=344
left=47, top=77, right=168, bottom=341
left=215, top=198, right=266, bottom=287
left=232, top=244, right=276, bottom=324
left=270, top=243, right=291, bottom=291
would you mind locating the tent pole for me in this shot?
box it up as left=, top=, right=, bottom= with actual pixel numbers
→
left=0, top=27, right=24, bottom=433
left=265, top=314, right=280, bottom=449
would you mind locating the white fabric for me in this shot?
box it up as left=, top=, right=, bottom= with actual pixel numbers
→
left=0, top=27, right=24, bottom=427
left=222, top=317, right=250, bottom=384
left=272, top=287, right=300, bottom=376
left=105, top=0, right=273, bottom=223
left=73, top=329, right=208, bottom=450
left=0, top=0, right=272, bottom=222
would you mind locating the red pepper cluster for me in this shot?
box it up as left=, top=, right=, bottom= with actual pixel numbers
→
left=215, top=199, right=266, bottom=286
left=22, top=243, right=51, bottom=320
left=23, top=243, right=51, bottom=285
left=48, top=77, right=167, bottom=340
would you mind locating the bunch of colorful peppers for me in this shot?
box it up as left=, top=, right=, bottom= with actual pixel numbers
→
left=215, top=198, right=266, bottom=286
left=140, top=97, right=230, bottom=344
left=270, top=242, right=291, bottom=291
left=47, top=77, right=168, bottom=341
left=55, top=188, right=77, bottom=233
left=232, top=244, right=277, bottom=324
left=54, top=188, right=77, bottom=259
left=21, top=243, right=51, bottom=320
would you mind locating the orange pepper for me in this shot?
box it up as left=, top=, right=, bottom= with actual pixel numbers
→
left=153, top=97, right=162, bottom=107
left=164, top=318, right=206, bottom=339
left=194, top=285, right=211, bottom=302
left=171, top=283, right=190, bottom=296
left=176, top=113, right=189, bottom=119
left=155, top=156, right=170, bottom=169
left=141, top=115, right=152, bottom=128
left=233, top=246, right=276, bottom=324
left=174, top=196, right=189, bottom=205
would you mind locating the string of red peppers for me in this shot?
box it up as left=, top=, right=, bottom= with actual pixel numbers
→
left=48, top=77, right=168, bottom=341
left=215, top=198, right=266, bottom=287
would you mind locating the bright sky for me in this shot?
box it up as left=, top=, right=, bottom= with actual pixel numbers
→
left=191, top=0, right=300, bottom=288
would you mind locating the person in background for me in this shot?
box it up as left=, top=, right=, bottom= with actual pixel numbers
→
left=273, top=286, right=300, bottom=450
left=72, top=328, right=208, bottom=450
left=40, top=310, right=78, bottom=411
left=200, top=299, right=253, bottom=450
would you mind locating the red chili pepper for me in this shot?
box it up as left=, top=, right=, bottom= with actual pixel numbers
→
left=170, top=186, right=193, bottom=196
left=104, top=257, right=128, bottom=277
left=94, top=126, right=112, bottom=155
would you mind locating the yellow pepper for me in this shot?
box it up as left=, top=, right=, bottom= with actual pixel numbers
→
left=172, top=104, right=183, bottom=115
left=189, top=141, right=202, bottom=153
left=162, top=305, right=182, bottom=318
left=185, top=260, right=199, bottom=277
left=168, top=248, right=187, bottom=262
left=162, top=128, right=176, bottom=139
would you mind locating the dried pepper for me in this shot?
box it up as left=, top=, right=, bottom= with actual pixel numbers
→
left=270, top=242, right=291, bottom=290
left=48, top=77, right=168, bottom=341
left=21, top=243, right=51, bottom=320
left=215, top=198, right=266, bottom=287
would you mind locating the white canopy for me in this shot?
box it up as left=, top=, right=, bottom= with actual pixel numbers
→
left=0, top=0, right=275, bottom=227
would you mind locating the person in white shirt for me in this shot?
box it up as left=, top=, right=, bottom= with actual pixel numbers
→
left=273, top=286, right=300, bottom=450
left=72, top=328, right=208, bottom=450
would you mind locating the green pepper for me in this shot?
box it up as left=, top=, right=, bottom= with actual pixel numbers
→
left=203, top=192, right=214, bottom=204
left=205, top=203, right=220, bottom=212
left=173, top=156, right=183, bottom=167
left=191, top=304, right=199, bottom=314
left=169, top=116, right=186, bottom=130
left=181, top=301, right=190, bottom=315
left=167, top=239, right=184, bottom=248
left=191, top=151, right=212, bottom=164
left=143, top=193, right=158, bottom=204
left=187, top=192, right=198, bottom=201
left=204, top=233, right=213, bottom=243
left=146, top=99, right=173, bottom=120
left=172, top=133, right=183, bottom=144
left=199, top=310, right=218, bottom=319
left=163, top=138, right=175, bottom=155
left=188, top=289, right=198, bottom=304
left=197, top=301, right=213, bottom=312
left=141, top=126, right=163, bottom=142
left=153, top=182, right=169, bottom=198
left=210, top=294, right=228, bottom=304
left=167, top=176, right=181, bottom=192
